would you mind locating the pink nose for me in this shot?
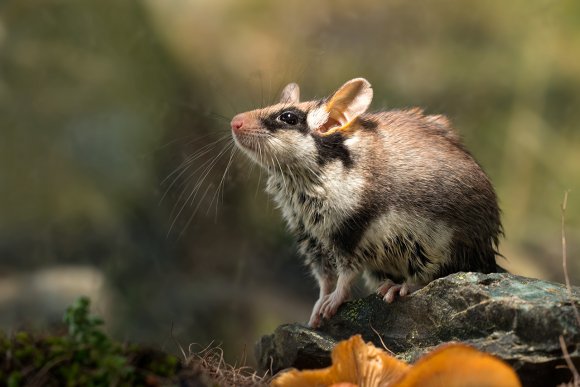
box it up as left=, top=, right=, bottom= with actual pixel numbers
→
left=231, top=114, right=244, bottom=132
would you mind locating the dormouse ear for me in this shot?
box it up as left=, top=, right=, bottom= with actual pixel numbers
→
left=308, top=78, right=373, bottom=135
left=280, top=83, right=300, bottom=104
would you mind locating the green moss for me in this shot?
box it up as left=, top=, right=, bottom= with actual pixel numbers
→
left=0, top=296, right=180, bottom=386
left=343, top=298, right=364, bottom=322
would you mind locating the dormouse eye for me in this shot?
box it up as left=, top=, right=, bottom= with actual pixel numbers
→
left=278, top=111, right=298, bottom=125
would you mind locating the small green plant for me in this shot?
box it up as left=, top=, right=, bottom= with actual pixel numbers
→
left=58, top=296, right=134, bottom=385
left=63, top=296, right=107, bottom=345
left=0, top=296, right=180, bottom=386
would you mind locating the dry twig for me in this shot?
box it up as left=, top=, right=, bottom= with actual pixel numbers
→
left=560, top=191, right=580, bottom=387
left=186, top=342, right=270, bottom=387
left=561, top=191, right=580, bottom=325
left=370, top=324, right=395, bottom=355
left=559, top=335, right=580, bottom=387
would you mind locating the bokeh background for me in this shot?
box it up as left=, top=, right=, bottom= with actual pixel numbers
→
left=1, top=0, right=579, bottom=363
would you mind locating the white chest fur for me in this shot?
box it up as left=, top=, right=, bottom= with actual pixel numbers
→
left=265, top=158, right=365, bottom=241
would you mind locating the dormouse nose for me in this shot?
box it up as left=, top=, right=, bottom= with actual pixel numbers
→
left=231, top=114, right=245, bottom=132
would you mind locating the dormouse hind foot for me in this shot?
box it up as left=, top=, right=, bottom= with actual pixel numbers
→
left=377, top=280, right=423, bottom=303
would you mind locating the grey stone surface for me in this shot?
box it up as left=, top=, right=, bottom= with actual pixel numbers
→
left=255, top=323, right=335, bottom=374
left=255, top=272, right=580, bottom=386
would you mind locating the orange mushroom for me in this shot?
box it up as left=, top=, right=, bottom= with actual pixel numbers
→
left=394, top=343, right=521, bottom=387
left=272, top=335, right=409, bottom=387
left=271, top=335, right=521, bottom=387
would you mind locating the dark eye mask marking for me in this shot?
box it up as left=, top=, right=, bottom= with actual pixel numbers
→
left=261, top=107, right=308, bottom=134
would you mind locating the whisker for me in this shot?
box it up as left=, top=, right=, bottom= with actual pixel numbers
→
left=157, top=132, right=215, bottom=151
left=180, top=183, right=215, bottom=238
left=167, top=141, right=235, bottom=236
left=206, top=111, right=232, bottom=123
left=187, top=142, right=236, bottom=208
left=162, top=134, right=231, bottom=185
left=259, top=72, right=265, bottom=109
left=208, top=143, right=237, bottom=218
left=255, top=141, right=264, bottom=198
left=160, top=136, right=231, bottom=204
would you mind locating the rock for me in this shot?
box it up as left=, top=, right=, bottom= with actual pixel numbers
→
left=255, top=272, right=580, bottom=386
left=255, top=323, right=335, bottom=373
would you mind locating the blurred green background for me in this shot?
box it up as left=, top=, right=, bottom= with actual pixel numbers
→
left=1, top=0, right=579, bottom=363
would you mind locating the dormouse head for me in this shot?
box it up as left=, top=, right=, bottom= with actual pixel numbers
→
left=231, top=78, right=373, bottom=171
